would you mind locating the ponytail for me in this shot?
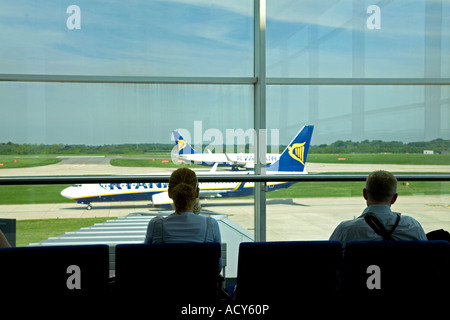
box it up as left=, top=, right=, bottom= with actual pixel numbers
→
left=168, top=168, right=198, bottom=214
left=169, top=182, right=196, bottom=213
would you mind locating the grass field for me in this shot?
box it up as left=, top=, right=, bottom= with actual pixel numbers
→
left=307, top=153, right=450, bottom=165
left=16, top=217, right=111, bottom=247
left=0, top=181, right=448, bottom=206
left=0, top=158, right=61, bottom=169
left=0, top=184, right=73, bottom=205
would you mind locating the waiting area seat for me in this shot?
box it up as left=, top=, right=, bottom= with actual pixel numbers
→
left=235, top=241, right=343, bottom=316
left=0, top=244, right=110, bottom=308
left=342, top=240, right=450, bottom=314
left=114, top=242, right=221, bottom=306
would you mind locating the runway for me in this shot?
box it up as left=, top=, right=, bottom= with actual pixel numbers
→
left=0, top=155, right=449, bottom=176
left=0, top=156, right=180, bottom=176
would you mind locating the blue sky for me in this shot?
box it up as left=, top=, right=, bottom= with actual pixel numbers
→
left=0, top=0, right=449, bottom=146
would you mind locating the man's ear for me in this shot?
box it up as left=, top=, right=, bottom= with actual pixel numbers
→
left=196, top=187, right=200, bottom=198
left=390, top=193, right=398, bottom=205
left=363, top=188, right=368, bottom=200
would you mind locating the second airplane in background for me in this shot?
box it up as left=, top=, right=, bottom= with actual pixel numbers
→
left=173, top=125, right=314, bottom=171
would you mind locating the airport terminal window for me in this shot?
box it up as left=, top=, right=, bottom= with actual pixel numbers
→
left=0, top=0, right=253, bottom=77
left=263, top=0, right=450, bottom=240
left=267, top=85, right=450, bottom=143
left=0, top=83, right=253, bottom=146
left=267, top=0, right=450, bottom=78
left=266, top=83, right=449, bottom=241
left=0, top=0, right=449, bottom=252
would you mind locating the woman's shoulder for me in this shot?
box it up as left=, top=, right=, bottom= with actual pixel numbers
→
left=203, top=215, right=220, bottom=229
left=149, top=215, right=168, bottom=225
left=180, top=213, right=218, bottom=226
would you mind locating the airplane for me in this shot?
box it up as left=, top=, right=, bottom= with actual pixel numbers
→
left=60, top=125, right=314, bottom=209
left=173, top=126, right=314, bottom=170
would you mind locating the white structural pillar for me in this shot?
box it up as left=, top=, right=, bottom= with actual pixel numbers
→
left=254, top=0, right=267, bottom=242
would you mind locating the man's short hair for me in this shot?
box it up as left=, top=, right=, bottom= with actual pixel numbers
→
left=365, top=170, right=398, bottom=202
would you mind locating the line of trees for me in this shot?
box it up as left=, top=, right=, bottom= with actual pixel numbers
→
left=309, top=139, right=450, bottom=154
left=0, top=142, right=174, bottom=155
left=0, top=138, right=448, bottom=155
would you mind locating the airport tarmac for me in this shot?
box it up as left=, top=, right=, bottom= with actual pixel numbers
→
left=1, top=195, right=449, bottom=241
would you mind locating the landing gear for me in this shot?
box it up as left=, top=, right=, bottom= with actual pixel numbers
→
left=86, top=204, right=92, bottom=210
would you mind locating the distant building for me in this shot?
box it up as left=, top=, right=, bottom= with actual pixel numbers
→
left=423, top=150, right=434, bottom=155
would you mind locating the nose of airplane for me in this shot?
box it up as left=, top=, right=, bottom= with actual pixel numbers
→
left=60, top=187, right=74, bottom=199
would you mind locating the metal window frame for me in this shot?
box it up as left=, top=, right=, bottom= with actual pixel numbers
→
left=254, top=0, right=267, bottom=242
left=267, top=78, right=450, bottom=86
left=2, top=75, right=449, bottom=86
left=0, top=74, right=257, bottom=85
left=1, top=173, right=449, bottom=185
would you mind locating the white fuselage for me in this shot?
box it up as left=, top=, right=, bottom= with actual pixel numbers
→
left=178, top=153, right=280, bottom=169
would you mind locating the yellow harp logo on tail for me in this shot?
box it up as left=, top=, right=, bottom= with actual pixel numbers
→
left=288, top=142, right=305, bottom=165
left=177, top=139, right=187, bottom=151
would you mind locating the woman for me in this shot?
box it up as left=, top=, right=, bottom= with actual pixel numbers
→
left=144, top=168, right=222, bottom=269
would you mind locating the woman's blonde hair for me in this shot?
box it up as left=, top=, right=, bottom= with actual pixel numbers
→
left=168, top=168, right=198, bottom=214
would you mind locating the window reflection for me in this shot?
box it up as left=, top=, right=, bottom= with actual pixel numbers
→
left=267, top=0, right=450, bottom=78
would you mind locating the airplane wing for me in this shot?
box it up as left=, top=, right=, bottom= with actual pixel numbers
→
left=209, top=162, right=219, bottom=173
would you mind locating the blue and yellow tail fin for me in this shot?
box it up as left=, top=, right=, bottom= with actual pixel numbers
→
left=172, top=130, right=202, bottom=155
left=267, top=125, right=314, bottom=172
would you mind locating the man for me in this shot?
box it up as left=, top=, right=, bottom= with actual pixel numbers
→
left=329, top=170, right=427, bottom=245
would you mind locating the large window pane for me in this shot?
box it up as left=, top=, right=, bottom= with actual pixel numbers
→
left=267, top=85, right=450, bottom=144
left=266, top=184, right=450, bottom=241
left=0, top=83, right=253, bottom=149
left=0, top=0, right=253, bottom=76
left=267, top=0, right=450, bottom=78
left=267, top=84, right=450, bottom=241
